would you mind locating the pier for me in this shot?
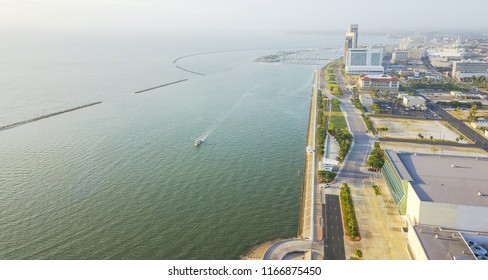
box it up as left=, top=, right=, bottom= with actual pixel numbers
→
left=0, top=102, right=102, bottom=132
left=134, top=79, right=188, bottom=94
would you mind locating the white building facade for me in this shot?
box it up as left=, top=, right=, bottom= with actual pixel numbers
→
left=402, top=96, right=426, bottom=109
left=452, top=61, right=488, bottom=80
left=358, top=75, right=400, bottom=92
left=345, top=47, right=384, bottom=75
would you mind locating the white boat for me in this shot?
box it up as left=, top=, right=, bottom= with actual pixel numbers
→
left=195, top=138, right=204, bottom=146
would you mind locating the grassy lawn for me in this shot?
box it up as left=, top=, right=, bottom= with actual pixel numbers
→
left=326, top=83, right=342, bottom=97
left=330, top=99, right=347, bottom=130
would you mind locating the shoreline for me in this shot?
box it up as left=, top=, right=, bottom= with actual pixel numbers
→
left=241, top=66, right=323, bottom=260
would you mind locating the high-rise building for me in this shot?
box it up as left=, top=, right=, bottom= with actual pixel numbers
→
left=348, top=24, right=359, bottom=48
left=343, top=24, right=384, bottom=74
left=344, top=36, right=353, bottom=64
left=345, top=47, right=384, bottom=75
left=344, top=24, right=359, bottom=64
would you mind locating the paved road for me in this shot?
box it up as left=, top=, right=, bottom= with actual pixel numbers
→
left=333, top=66, right=373, bottom=181
left=427, top=103, right=488, bottom=152
left=323, top=64, right=411, bottom=259
left=323, top=194, right=345, bottom=260
left=317, top=64, right=375, bottom=260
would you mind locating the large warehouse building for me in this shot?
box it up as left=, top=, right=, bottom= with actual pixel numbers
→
left=381, top=150, right=488, bottom=260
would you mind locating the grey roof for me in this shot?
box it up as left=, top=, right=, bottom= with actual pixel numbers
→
left=394, top=151, right=488, bottom=206
left=413, top=225, right=476, bottom=260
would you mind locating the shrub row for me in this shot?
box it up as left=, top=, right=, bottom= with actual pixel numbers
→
left=340, top=183, right=360, bottom=240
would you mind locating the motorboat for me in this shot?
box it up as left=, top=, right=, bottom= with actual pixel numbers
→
left=195, top=138, right=204, bottom=146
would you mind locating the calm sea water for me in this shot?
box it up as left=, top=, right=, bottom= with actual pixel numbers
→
left=0, top=30, right=393, bottom=259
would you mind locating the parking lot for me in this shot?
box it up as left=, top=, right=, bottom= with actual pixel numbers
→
left=373, top=100, right=440, bottom=119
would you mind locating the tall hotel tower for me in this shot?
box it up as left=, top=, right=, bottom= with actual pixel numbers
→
left=344, top=24, right=359, bottom=64
left=343, top=24, right=384, bottom=75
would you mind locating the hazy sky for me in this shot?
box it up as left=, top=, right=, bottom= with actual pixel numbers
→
left=2, top=0, right=487, bottom=33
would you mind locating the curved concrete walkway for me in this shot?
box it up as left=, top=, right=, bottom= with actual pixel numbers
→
left=263, top=238, right=322, bottom=260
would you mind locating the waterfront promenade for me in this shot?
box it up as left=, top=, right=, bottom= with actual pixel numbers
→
left=298, top=69, right=320, bottom=241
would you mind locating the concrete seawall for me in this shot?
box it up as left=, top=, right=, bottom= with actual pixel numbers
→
left=175, top=66, right=205, bottom=76
left=297, top=91, right=314, bottom=238
left=0, top=102, right=102, bottom=132
left=298, top=70, right=319, bottom=241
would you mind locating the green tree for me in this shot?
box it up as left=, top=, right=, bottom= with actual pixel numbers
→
left=372, top=104, right=382, bottom=113
left=367, top=142, right=385, bottom=171
left=467, top=105, right=478, bottom=123
left=318, top=170, right=336, bottom=183
left=371, top=89, right=379, bottom=98
left=354, top=249, right=363, bottom=258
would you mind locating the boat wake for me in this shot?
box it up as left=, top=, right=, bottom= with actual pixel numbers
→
left=195, top=85, right=257, bottom=144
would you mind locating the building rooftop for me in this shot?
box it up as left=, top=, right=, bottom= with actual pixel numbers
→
left=359, top=74, right=399, bottom=82
left=393, top=151, right=488, bottom=206
left=413, top=224, right=478, bottom=260
left=403, top=96, right=425, bottom=100
left=359, top=94, right=373, bottom=100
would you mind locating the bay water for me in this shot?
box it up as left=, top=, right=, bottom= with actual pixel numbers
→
left=0, top=30, right=390, bottom=259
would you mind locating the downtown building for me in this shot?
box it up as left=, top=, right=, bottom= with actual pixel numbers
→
left=343, top=24, right=384, bottom=75
left=391, top=50, right=409, bottom=64
left=344, top=24, right=359, bottom=65
left=345, top=47, right=384, bottom=75
left=452, top=60, right=488, bottom=80
left=358, top=74, right=400, bottom=92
